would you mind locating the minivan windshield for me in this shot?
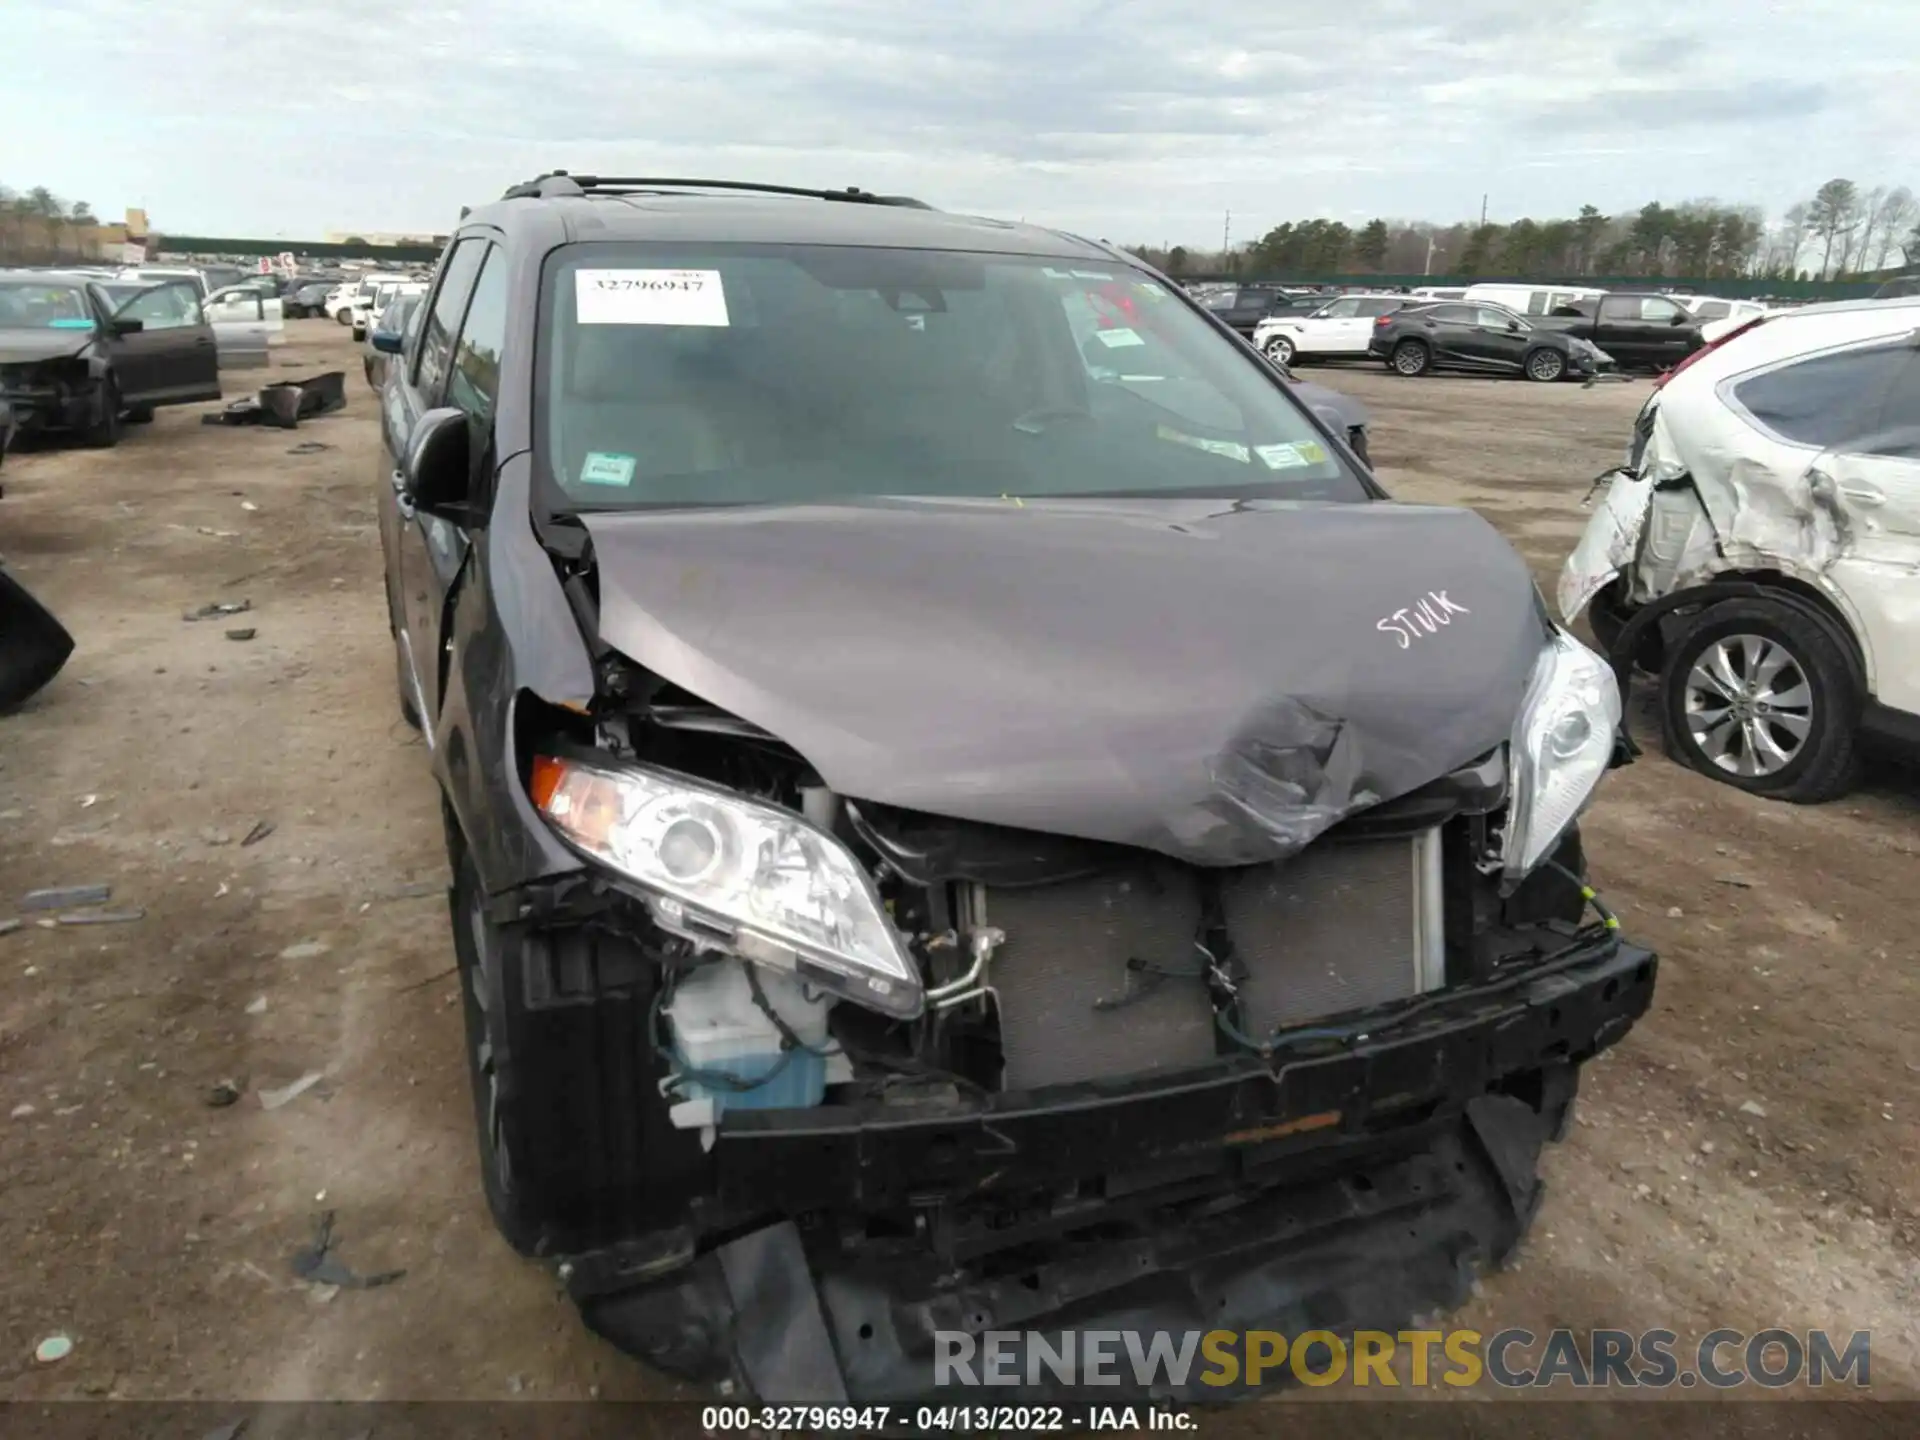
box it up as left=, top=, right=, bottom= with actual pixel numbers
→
left=539, top=244, right=1368, bottom=510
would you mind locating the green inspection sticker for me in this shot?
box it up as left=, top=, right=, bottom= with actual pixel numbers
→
left=579, top=451, right=636, bottom=486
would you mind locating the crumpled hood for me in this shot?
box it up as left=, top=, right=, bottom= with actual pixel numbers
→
left=0, top=329, right=93, bottom=366
left=581, top=497, right=1547, bottom=865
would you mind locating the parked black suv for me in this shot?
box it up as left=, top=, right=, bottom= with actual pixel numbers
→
left=1198, top=284, right=1328, bottom=336
left=1372, top=301, right=1615, bottom=382
left=375, top=173, right=1655, bottom=1406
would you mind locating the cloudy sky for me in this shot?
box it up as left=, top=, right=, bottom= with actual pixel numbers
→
left=8, top=0, right=1917, bottom=244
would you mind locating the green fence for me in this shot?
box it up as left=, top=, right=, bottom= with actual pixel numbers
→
left=155, top=234, right=446, bottom=263
left=1180, top=273, right=1886, bottom=301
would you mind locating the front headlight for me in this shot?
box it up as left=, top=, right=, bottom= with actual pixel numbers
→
left=1505, top=628, right=1621, bottom=881
left=530, top=756, right=924, bottom=1019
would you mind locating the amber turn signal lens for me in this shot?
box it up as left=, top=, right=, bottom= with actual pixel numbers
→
left=528, top=754, right=569, bottom=813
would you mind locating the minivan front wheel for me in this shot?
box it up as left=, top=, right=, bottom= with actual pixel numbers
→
left=1659, top=598, right=1859, bottom=802
left=450, top=844, right=542, bottom=1253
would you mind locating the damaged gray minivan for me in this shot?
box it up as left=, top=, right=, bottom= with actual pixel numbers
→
left=374, top=173, right=1655, bottom=1404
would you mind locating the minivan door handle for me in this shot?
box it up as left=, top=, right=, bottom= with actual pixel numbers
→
left=391, top=468, right=416, bottom=520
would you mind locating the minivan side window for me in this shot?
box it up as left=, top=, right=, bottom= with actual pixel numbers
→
left=1729, top=341, right=1914, bottom=451
left=447, top=246, right=509, bottom=422
left=413, top=239, right=487, bottom=398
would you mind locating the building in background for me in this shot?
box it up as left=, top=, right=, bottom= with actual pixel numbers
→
left=0, top=204, right=149, bottom=265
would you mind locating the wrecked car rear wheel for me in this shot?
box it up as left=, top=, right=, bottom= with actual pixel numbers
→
left=450, top=844, right=542, bottom=1254
left=1390, top=339, right=1430, bottom=376
left=1659, top=598, right=1860, bottom=802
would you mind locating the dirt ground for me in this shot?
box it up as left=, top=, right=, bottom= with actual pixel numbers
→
left=2, top=326, right=1916, bottom=1408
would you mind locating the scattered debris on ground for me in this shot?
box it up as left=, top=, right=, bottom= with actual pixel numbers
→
left=57, top=908, right=146, bottom=925
left=21, top=883, right=111, bottom=911
left=34, top=1333, right=73, bottom=1364
left=290, top=1211, right=405, bottom=1290
left=202, top=371, right=348, bottom=430
left=206, top=1081, right=242, bottom=1109
left=241, top=820, right=275, bottom=847
left=259, top=1071, right=326, bottom=1110
left=226, top=628, right=257, bottom=642
left=183, top=599, right=252, bottom=623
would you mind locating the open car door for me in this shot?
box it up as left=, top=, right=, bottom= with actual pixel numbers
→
left=202, top=285, right=273, bottom=370
left=107, top=282, right=221, bottom=405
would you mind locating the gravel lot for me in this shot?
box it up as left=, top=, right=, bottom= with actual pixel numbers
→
left=2, top=325, right=1915, bottom=1407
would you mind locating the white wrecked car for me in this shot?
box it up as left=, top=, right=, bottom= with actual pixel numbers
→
left=1561, top=295, right=1920, bottom=800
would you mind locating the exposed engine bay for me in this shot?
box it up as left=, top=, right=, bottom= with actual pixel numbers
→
left=522, top=664, right=1603, bottom=1136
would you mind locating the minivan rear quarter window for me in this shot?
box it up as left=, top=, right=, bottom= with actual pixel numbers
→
left=536, top=245, right=1367, bottom=511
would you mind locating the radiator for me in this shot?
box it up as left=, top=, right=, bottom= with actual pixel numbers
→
left=986, top=863, right=1217, bottom=1091
left=1223, top=828, right=1446, bottom=1036
left=984, top=830, right=1446, bottom=1091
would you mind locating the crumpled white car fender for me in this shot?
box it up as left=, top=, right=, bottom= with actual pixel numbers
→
left=1558, top=468, right=1655, bottom=623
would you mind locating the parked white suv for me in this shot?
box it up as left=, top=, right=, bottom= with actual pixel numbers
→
left=1252, top=293, right=1416, bottom=364
left=1561, top=296, right=1920, bottom=800
left=323, top=282, right=359, bottom=322
left=1681, top=296, right=1772, bottom=345
left=341, top=272, right=414, bottom=331
left=351, top=278, right=424, bottom=340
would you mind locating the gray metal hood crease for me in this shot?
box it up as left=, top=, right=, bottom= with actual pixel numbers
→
left=580, top=497, right=1547, bottom=866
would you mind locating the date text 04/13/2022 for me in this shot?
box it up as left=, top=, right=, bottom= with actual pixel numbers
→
left=700, top=1404, right=1190, bottom=1432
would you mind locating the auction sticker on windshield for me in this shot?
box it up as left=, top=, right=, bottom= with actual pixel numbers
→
left=1094, top=328, right=1146, bottom=348
left=579, top=451, right=637, bottom=487
left=1157, top=424, right=1251, bottom=463
left=575, top=269, right=729, bottom=327
left=1256, top=441, right=1327, bottom=470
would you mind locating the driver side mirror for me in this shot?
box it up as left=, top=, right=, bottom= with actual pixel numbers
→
left=1507, top=319, right=1522, bottom=332
left=1670, top=312, right=1690, bottom=326
left=403, top=407, right=470, bottom=515
left=110, top=317, right=144, bottom=336
left=371, top=329, right=404, bottom=355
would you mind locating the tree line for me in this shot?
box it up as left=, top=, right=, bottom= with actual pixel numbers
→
left=1126, top=178, right=1919, bottom=283
left=0, top=181, right=103, bottom=264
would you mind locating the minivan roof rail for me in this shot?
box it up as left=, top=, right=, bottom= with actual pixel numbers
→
left=499, top=171, right=933, bottom=208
